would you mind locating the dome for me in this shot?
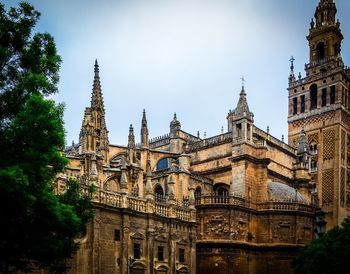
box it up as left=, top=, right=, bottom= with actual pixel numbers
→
left=267, top=181, right=304, bottom=202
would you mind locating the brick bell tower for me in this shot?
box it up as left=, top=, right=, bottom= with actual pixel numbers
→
left=287, top=0, right=350, bottom=229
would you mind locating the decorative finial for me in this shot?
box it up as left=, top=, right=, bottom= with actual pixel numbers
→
left=204, top=131, right=206, bottom=139
left=221, top=126, right=224, bottom=134
left=174, top=113, right=177, bottom=120
left=310, top=18, right=315, bottom=29
left=282, top=135, right=284, bottom=142
left=298, top=72, right=302, bottom=80
left=197, top=131, right=200, bottom=138
left=267, top=126, right=270, bottom=134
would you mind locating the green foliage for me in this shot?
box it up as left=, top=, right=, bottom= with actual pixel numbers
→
left=293, top=218, right=350, bottom=274
left=0, top=2, right=61, bottom=124
left=0, top=2, right=94, bottom=272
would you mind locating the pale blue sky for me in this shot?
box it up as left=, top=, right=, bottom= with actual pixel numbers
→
left=3, top=0, right=350, bottom=145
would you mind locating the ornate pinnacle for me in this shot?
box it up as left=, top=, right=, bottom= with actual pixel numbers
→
left=91, top=59, right=104, bottom=111
left=128, top=124, right=135, bottom=148
left=142, top=109, right=147, bottom=127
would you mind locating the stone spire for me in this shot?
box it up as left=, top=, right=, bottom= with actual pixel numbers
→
left=91, top=59, right=104, bottom=111
left=141, top=109, right=149, bottom=148
left=228, top=85, right=255, bottom=143
left=128, top=124, right=135, bottom=149
left=79, top=60, right=109, bottom=158
left=234, top=86, right=253, bottom=122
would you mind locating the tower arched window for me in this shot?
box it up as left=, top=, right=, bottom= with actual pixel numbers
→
left=310, top=84, right=318, bottom=110
left=316, top=42, right=325, bottom=61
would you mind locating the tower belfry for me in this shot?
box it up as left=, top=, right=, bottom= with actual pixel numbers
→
left=287, top=0, right=350, bottom=229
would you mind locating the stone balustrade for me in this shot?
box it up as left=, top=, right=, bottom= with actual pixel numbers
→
left=155, top=201, right=170, bottom=217
left=80, top=185, right=195, bottom=222
left=196, top=194, right=315, bottom=213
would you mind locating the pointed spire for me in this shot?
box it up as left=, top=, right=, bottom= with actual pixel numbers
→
left=80, top=60, right=109, bottom=158
left=141, top=109, right=149, bottom=148
left=128, top=124, right=135, bottom=149
left=142, top=109, right=147, bottom=127
left=91, top=59, right=104, bottom=111
left=234, top=86, right=252, bottom=119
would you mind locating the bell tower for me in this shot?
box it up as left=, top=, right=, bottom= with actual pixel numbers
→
left=287, top=0, right=350, bottom=229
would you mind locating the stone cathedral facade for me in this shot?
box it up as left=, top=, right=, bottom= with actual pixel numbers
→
left=56, top=1, right=349, bottom=273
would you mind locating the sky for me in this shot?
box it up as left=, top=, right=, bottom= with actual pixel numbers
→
left=3, top=0, right=350, bottom=146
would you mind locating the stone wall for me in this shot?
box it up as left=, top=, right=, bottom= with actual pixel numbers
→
left=68, top=205, right=196, bottom=274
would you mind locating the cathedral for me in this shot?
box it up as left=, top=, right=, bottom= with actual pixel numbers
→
left=57, top=0, right=350, bottom=273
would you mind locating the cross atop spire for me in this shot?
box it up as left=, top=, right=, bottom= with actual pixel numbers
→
left=240, top=76, right=246, bottom=90
left=289, top=56, right=295, bottom=72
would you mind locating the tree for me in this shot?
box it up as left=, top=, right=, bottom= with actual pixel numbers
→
left=293, top=218, right=350, bottom=274
left=0, top=2, right=93, bottom=272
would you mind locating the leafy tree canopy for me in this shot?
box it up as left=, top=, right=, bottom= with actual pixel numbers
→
left=293, top=218, right=350, bottom=274
left=0, top=2, right=93, bottom=272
